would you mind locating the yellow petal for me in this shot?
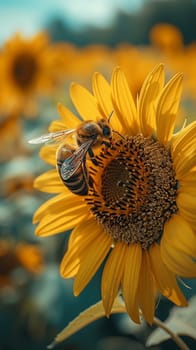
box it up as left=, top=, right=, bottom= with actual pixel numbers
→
left=161, top=214, right=196, bottom=277
left=57, top=102, right=80, bottom=128
left=177, top=191, right=196, bottom=226
left=92, top=72, right=113, bottom=117
left=173, top=143, right=196, bottom=179
left=60, top=218, right=102, bottom=278
left=49, top=120, right=67, bottom=132
left=161, top=242, right=196, bottom=278
left=178, top=183, right=196, bottom=197
left=33, top=192, right=85, bottom=223
left=161, top=214, right=196, bottom=258
left=70, top=83, right=101, bottom=121
left=178, top=209, right=196, bottom=229
left=156, top=73, right=183, bottom=145
left=33, top=192, right=89, bottom=236
left=138, top=63, right=164, bottom=137
left=172, top=121, right=196, bottom=159
left=73, top=232, right=112, bottom=296
left=31, top=31, right=49, bottom=50
left=101, top=242, right=127, bottom=317
left=35, top=211, right=89, bottom=237
left=179, top=170, right=196, bottom=186
left=175, top=153, right=196, bottom=180
left=171, top=123, right=196, bottom=178
left=67, top=217, right=101, bottom=249
left=92, top=72, right=122, bottom=133
left=137, top=251, right=155, bottom=324
left=34, top=169, right=65, bottom=193
left=122, top=244, right=142, bottom=323
left=149, top=243, right=187, bottom=306
left=111, top=67, right=139, bottom=135
left=39, top=145, right=57, bottom=166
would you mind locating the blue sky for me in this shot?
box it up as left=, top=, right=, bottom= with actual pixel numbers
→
left=0, top=0, right=144, bottom=44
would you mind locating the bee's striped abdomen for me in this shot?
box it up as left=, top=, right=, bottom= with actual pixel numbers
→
left=56, top=145, right=89, bottom=196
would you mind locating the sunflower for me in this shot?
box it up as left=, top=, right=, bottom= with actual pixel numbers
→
left=0, top=32, right=73, bottom=117
left=0, top=240, right=44, bottom=287
left=150, top=23, right=183, bottom=53
left=0, top=112, right=23, bottom=162
left=33, top=64, right=196, bottom=324
left=113, top=44, right=159, bottom=100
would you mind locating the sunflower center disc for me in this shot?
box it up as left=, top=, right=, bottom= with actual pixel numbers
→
left=86, top=134, right=178, bottom=249
left=12, top=53, right=38, bottom=89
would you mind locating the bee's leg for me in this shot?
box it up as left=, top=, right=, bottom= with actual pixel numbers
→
left=102, top=140, right=113, bottom=154
left=102, top=140, right=111, bottom=147
left=88, top=175, right=94, bottom=188
left=88, top=148, right=99, bottom=165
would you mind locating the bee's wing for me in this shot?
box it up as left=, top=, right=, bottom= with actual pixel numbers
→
left=60, top=140, right=93, bottom=181
left=28, top=129, right=75, bottom=144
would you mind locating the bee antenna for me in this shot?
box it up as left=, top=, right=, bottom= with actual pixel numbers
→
left=112, top=129, right=125, bottom=140
left=108, top=110, right=114, bottom=123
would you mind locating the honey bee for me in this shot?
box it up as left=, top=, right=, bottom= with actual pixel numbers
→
left=56, top=142, right=90, bottom=195
left=29, top=116, right=113, bottom=195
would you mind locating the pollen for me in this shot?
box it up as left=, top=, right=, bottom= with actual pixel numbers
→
left=86, top=134, right=178, bottom=249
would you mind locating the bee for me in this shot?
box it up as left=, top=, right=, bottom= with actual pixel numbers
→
left=29, top=116, right=113, bottom=195
left=56, top=142, right=90, bottom=195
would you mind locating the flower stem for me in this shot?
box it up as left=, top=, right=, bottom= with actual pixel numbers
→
left=153, top=316, right=190, bottom=350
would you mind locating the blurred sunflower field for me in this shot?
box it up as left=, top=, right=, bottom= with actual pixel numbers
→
left=0, top=1, right=196, bottom=350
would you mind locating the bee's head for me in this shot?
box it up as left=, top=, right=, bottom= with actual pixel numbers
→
left=97, top=119, right=111, bottom=139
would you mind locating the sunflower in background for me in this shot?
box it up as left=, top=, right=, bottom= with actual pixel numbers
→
left=32, top=64, right=196, bottom=325
left=0, top=239, right=44, bottom=288
left=150, top=23, right=184, bottom=54
left=113, top=44, right=159, bottom=101
left=0, top=111, right=24, bottom=162
left=68, top=44, right=113, bottom=83
left=150, top=23, right=196, bottom=113
left=0, top=32, right=75, bottom=118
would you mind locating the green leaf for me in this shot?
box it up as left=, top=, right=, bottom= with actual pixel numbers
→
left=47, top=297, right=126, bottom=348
